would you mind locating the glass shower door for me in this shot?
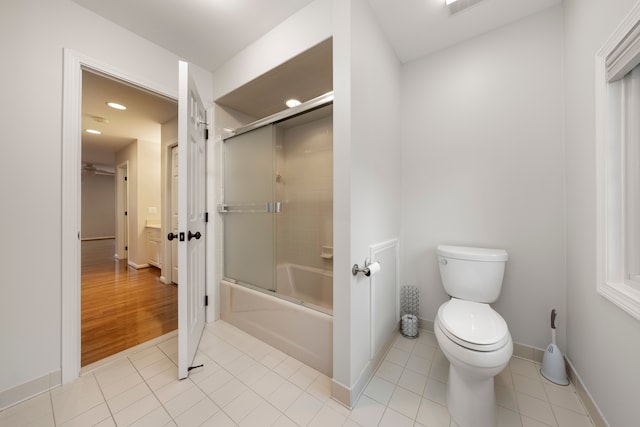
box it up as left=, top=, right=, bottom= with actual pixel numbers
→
left=222, top=125, right=276, bottom=291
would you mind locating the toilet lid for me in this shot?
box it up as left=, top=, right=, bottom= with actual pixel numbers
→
left=439, top=299, right=509, bottom=351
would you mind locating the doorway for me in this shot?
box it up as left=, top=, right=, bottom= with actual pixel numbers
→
left=80, top=69, right=178, bottom=366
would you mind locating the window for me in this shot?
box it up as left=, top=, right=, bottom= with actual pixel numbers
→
left=596, top=2, right=640, bottom=320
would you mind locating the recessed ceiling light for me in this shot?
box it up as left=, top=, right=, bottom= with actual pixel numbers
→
left=445, top=0, right=457, bottom=4
left=85, top=129, right=102, bottom=135
left=106, top=102, right=127, bottom=110
left=285, top=99, right=301, bottom=108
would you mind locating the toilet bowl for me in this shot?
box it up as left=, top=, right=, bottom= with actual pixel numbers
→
left=434, top=245, right=512, bottom=427
left=435, top=299, right=512, bottom=427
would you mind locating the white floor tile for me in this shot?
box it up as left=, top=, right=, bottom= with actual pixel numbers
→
left=267, top=380, right=304, bottom=412
left=385, top=347, right=410, bottom=366
left=364, top=376, right=395, bottom=405
left=517, top=393, right=558, bottom=426
left=378, top=407, right=414, bottom=427
left=197, top=367, right=234, bottom=395
left=209, top=378, right=248, bottom=408
left=497, top=406, right=522, bottom=427
left=224, top=389, right=263, bottom=423
left=106, top=382, right=152, bottom=414
left=272, top=414, right=299, bottom=427
left=239, top=400, right=281, bottom=427
left=163, top=383, right=206, bottom=418
left=397, top=368, right=428, bottom=395
left=423, top=377, right=447, bottom=406
left=349, top=395, right=385, bottom=427
left=252, top=370, right=287, bottom=398
left=284, top=392, right=322, bottom=426
left=57, top=402, right=111, bottom=427
left=552, top=405, right=593, bottom=427
left=415, top=398, right=450, bottom=427
left=6, top=322, right=600, bottom=427
left=173, top=397, right=219, bottom=427
left=513, top=373, right=547, bottom=400
left=308, top=404, right=347, bottom=427
left=200, top=409, right=236, bottom=427
left=306, top=374, right=332, bottom=403
left=375, top=361, right=403, bottom=384
left=544, top=384, right=587, bottom=415
left=129, top=406, right=172, bottom=427
left=387, top=386, right=421, bottom=419
left=112, top=393, right=162, bottom=426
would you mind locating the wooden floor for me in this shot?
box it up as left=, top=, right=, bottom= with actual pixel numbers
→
left=81, top=239, right=177, bottom=366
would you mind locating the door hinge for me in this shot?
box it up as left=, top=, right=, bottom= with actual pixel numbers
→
left=204, top=128, right=209, bottom=140
left=124, top=176, right=127, bottom=181
left=205, top=212, right=209, bottom=223
left=124, top=211, right=127, bottom=216
left=125, top=245, right=128, bottom=251
left=205, top=295, right=209, bottom=306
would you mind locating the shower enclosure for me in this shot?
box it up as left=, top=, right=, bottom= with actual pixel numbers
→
left=221, top=101, right=333, bottom=314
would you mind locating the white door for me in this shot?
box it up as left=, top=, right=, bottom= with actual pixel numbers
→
left=171, top=146, right=179, bottom=284
left=177, top=61, right=207, bottom=379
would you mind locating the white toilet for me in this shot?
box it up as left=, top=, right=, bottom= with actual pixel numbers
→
left=434, top=245, right=513, bottom=427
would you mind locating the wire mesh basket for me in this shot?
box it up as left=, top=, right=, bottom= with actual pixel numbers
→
left=400, top=285, right=419, bottom=338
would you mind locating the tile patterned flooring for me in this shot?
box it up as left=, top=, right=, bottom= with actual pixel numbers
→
left=1, top=321, right=594, bottom=426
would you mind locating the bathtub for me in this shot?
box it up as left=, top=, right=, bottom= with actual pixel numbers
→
left=220, top=275, right=333, bottom=376
left=276, top=263, right=333, bottom=313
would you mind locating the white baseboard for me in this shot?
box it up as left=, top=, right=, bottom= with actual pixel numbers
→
left=331, top=325, right=399, bottom=409
left=0, top=370, right=61, bottom=411
left=127, top=261, right=150, bottom=269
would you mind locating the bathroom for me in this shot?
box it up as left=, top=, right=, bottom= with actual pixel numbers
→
left=206, top=0, right=566, bottom=412
left=5, top=1, right=640, bottom=426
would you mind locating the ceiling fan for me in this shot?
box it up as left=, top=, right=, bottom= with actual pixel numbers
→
left=81, top=163, right=115, bottom=176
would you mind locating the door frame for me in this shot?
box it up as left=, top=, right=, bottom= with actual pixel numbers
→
left=115, top=161, right=129, bottom=260
left=61, top=49, right=178, bottom=383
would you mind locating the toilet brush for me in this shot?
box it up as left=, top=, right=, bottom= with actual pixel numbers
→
left=540, top=309, right=569, bottom=385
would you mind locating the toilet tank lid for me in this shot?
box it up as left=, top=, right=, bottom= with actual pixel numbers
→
left=437, top=245, right=508, bottom=262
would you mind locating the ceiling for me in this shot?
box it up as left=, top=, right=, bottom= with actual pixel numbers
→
left=72, top=0, right=561, bottom=71
left=76, top=0, right=561, bottom=166
left=81, top=70, right=177, bottom=166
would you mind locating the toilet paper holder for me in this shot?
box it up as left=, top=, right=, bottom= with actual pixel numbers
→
left=352, top=258, right=380, bottom=277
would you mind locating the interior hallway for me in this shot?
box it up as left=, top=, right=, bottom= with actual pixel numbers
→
left=81, top=239, right=178, bottom=366
left=0, top=320, right=593, bottom=426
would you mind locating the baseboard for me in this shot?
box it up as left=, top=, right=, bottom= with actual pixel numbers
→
left=418, top=317, right=609, bottom=427
left=127, top=261, right=150, bottom=269
left=0, top=370, right=61, bottom=411
left=565, top=359, right=610, bottom=427
left=80, top=236, right=115, bottom=241
left=330, top=325, right=399, bottom=409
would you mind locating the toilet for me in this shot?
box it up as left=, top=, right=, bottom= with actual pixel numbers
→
left=434, top=245, right=512, bottom=427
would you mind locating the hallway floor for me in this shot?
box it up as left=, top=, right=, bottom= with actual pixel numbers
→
left=1, top=321, right=593, bottom=426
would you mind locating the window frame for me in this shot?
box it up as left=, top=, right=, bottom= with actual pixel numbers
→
left=596, top=2, right=640, bottom=321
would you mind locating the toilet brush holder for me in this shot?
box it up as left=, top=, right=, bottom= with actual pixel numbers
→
left=540, top=309, right=569, bottom=385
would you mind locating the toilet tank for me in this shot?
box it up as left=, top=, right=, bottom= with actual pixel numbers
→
left=437, top=245, right=508, bottom=303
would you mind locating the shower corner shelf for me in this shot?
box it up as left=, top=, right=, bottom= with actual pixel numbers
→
left=320, top=246, right=333, bottom=259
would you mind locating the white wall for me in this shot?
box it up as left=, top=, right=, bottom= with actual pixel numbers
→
left=81, top=174, right=116, bottom=239
left=400, top=7, right=565, bottom=351
left=563, top=0, right=640, bottom=425
left=333, top=0, right=402, bottom=402
left=0, top=0, right=210, bottom=399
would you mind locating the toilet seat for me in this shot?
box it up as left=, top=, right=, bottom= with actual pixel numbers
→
left=438, top=299, right=509, bottom=352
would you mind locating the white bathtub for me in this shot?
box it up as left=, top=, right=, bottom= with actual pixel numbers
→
left=220, top=279, right=333, bottom=376
left=276, top=263, right=333, bottom=313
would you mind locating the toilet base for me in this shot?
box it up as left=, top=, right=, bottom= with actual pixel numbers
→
left=447, top=364, right=497, bottom=427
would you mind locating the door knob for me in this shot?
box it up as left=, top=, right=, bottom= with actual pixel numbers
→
left=188, top=231, right=202, bottom=241
left=167, top=232, right=178, bottom=241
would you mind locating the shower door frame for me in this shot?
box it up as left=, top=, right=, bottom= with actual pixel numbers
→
left=219, top=92, right=334, bottom=297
